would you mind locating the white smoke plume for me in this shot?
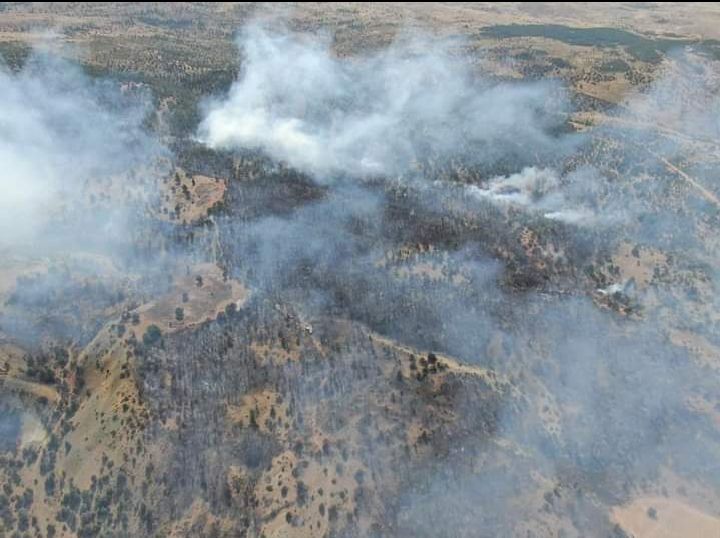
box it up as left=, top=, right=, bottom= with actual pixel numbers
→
left=466, top=167, right=560, bottom=207
left=467, top=166, right=619, bottom=226
left=0, top=51, right=165, bottom=251
left=198, top=24, right=569, bottom=180
left=622, top=51, right=720, bottom=141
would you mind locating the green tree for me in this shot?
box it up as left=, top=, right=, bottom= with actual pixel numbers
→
left=142, top=325, right=162, bottom=347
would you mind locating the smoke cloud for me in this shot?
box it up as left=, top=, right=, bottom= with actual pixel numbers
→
left=0, top=51, right=166, bottom=252
left=198, top=25, right=571, bottom=180
left=0, top=49, right=174, bottom=346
